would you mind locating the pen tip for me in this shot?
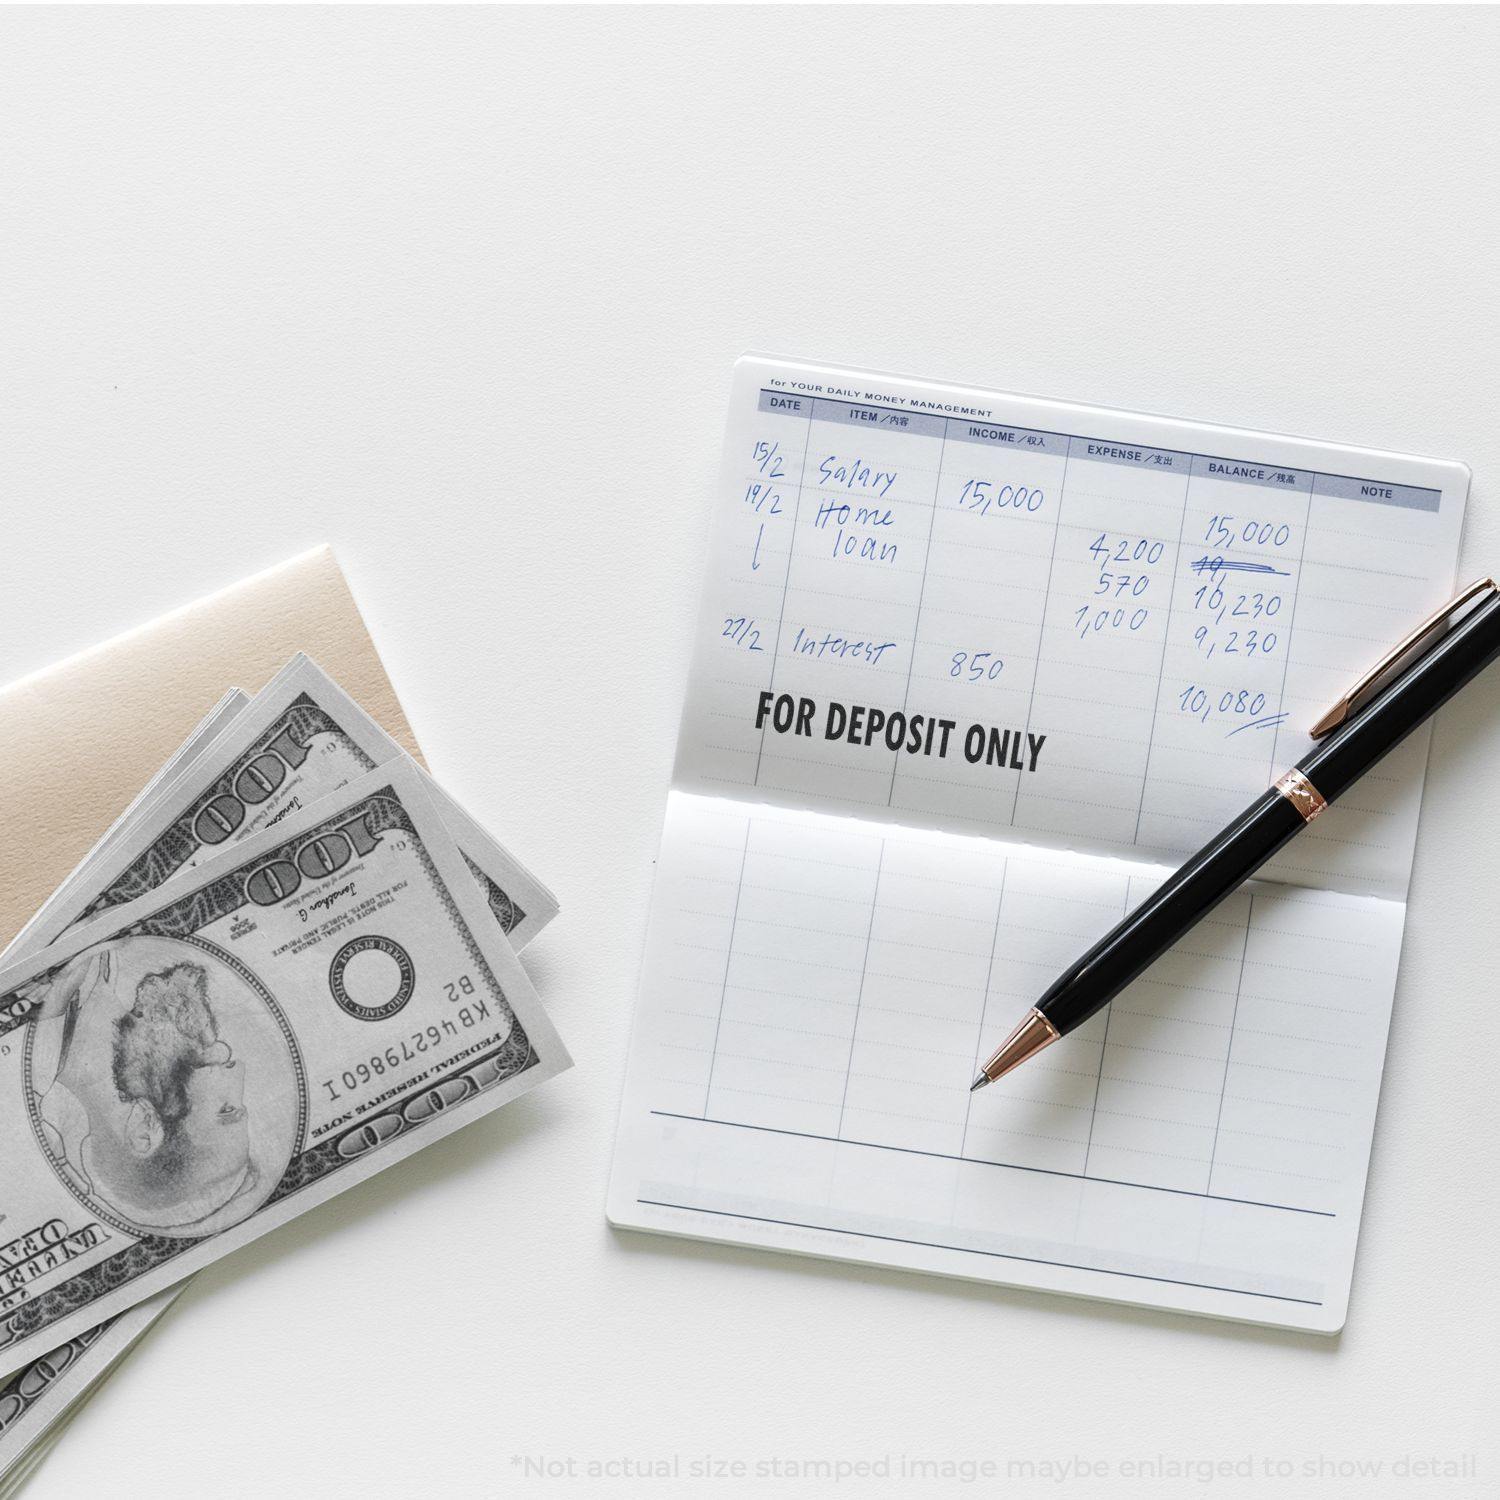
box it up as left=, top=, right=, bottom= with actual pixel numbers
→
left=969, top=1073, right=990, bottom=1092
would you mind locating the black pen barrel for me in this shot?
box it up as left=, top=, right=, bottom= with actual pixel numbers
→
left=1038, top=790, right=1303, bottom=1035
left=1040, top=587, right=1500, bottom=1039
left=1299, top=587, right=1500, bottom=797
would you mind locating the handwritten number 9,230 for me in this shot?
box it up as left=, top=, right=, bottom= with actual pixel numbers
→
left=1192, top=625, right=1277, bottom=659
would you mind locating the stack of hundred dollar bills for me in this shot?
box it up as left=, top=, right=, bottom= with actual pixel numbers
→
left=0, top=654, right=569, bottom=1494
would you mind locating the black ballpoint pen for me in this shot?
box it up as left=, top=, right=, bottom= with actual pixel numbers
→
left=972, top=576, right=1500, bottom=1090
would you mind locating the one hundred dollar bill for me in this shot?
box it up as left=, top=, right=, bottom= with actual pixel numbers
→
left=2, top=672, right=561, bottom=1483
left=0, top=757, right=570, bottom=1379
left=0, top=696, right=258, bottom=1486
left=21, top=652, right=558, bottom=955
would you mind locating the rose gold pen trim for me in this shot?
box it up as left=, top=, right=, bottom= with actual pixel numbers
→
left=970, top=1007, right=1061, bottom=1090
left=1274, top=768, right=1327, bottom=823
left=1309, top=576, right=1498, bottom=738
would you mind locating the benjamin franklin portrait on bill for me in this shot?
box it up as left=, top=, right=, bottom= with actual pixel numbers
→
left=24, top=938, right=298, bottom=1238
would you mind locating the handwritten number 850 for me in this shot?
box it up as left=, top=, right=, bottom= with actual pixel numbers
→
left=951, top=651, right=1004, bottom=682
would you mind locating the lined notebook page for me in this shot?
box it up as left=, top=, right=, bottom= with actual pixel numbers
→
left=676, top=358, right=1468, bottom=898
left=612, top=358, right=1469, bottom=1331
left=610, top=795, right=1403, bottom=1329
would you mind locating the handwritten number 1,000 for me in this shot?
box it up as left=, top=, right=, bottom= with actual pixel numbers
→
left=1074, top=605, right=1149, bottom=639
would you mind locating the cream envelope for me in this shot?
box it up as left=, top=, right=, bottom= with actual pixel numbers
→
left=0, top=546, right=423, bottom=950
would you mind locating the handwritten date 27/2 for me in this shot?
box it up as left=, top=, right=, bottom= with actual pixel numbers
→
left=723, top=617, right=764, bottom=651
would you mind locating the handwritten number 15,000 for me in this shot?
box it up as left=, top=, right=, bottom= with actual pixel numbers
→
left=957, top=479, right=1044, bottom=516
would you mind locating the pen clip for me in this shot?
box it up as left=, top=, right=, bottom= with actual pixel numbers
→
left=1309, top=576, right=1499, bottom=738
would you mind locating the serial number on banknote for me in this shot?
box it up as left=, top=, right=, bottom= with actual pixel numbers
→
left=319, top=996, right=496, bottom=1106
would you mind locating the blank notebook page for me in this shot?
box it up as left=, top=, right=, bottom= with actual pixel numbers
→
left=609, top=357, right=1469, bottom=1331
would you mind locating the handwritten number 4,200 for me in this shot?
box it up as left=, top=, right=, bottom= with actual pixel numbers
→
left=1088, top=535, right=1165, bottom=566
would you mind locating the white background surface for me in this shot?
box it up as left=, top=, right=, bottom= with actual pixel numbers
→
left=2, top=8, right=1497, bottom=1498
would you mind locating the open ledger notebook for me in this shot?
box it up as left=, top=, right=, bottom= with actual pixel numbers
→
left=608, top=357, right=1470, bottom=1331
